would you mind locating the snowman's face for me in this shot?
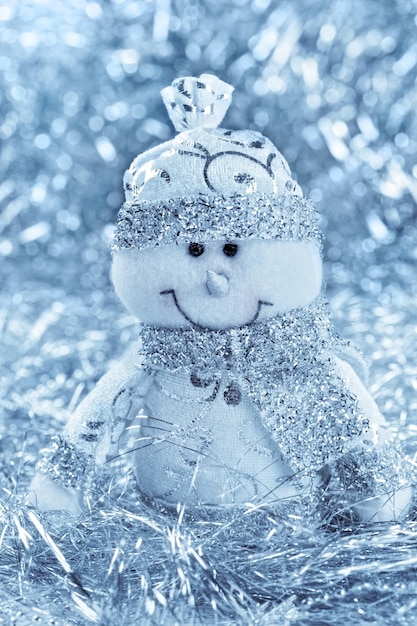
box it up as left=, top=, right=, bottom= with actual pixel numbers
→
left=111, top=239, right=322, bottom=330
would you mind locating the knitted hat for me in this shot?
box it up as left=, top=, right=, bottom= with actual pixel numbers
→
left=113, top=74, right=320, bottom=250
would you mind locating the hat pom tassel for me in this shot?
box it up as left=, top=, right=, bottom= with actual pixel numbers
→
left=161, top=74, right=234, bottom=132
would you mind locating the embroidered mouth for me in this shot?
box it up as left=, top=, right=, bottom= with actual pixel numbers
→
left=160, top=288, right=273, bottom=329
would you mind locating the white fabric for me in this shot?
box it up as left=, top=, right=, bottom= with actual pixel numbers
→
left=111, top=240, right=323, bottom=330
left=161, top=74, right=234, bottom=132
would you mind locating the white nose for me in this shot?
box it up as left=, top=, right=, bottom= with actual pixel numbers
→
left=206, top=270, right=230, bottom=297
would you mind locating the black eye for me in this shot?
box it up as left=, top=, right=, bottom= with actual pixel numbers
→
left=188, top=242, right=205, bottom=257
left=223, top=243, right=238, bottom=257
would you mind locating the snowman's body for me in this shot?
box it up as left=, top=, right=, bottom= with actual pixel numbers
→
left=41, top=275, right=409, bottom=521
left=134, top=367, right=294, bottom=506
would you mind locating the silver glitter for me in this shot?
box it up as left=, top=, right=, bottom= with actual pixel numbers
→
left=328, top=444, right=412, bottom=499
left=139, top=299, right=367, bottom=475
left=37, top=435, right=93, bottom=490
left=113, top=192, right=321, bottom=250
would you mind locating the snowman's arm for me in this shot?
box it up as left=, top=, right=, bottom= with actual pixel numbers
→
left=334, top=355, right=387, bottom=442
left=333, top=356, right=412, bottom=521
left=29, top=351, right=152, bottom=512
left=63, top=351, right=151, bottom=465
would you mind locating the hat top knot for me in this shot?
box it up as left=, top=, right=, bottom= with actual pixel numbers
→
left=161, top=74, right=234, bottom=132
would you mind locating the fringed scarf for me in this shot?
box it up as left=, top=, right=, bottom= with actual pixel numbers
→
left=139, top=298, right=370, bottom=475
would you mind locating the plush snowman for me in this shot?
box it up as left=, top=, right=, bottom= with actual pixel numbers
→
left=30, top=75, right=412, bottom=521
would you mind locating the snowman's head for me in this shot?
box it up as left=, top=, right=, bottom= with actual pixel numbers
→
left=112, top=236, right=322, bottom=331
left=111, top=75, right=323, bottom=330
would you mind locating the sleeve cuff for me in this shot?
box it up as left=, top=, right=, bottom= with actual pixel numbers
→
left=37, top=435, right=94, bottom=490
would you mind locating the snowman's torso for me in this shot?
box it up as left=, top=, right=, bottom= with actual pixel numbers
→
left=133, top=367, right=295, bottom=506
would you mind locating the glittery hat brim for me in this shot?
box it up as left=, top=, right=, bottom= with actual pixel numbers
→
left=113, top=192, right=322, bottom=250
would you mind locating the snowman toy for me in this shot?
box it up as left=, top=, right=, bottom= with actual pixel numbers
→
left=30, top=75, right=412, bottom=521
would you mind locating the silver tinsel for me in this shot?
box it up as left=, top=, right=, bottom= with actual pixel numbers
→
left=114, top=193, right=321, bottom=249
left=37, top=435, right=93, bottom=490
left=1, top=0, right=417, bottom=624
left=139, top=300, right=371, bottom=473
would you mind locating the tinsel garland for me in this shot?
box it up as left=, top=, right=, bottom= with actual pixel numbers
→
left=1, top=0, right=417, bottom=624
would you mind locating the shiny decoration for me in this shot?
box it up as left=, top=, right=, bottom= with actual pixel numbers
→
left=1, top=0, right=417, bottom=624
left=114, top=192, right=321, bottom=249
left=37, top=435, right=93, bottom=489
left=139, top=298, right=410, bottom=483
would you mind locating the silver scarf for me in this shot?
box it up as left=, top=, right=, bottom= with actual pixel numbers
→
left=139, top=298, right=370, bottom=475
